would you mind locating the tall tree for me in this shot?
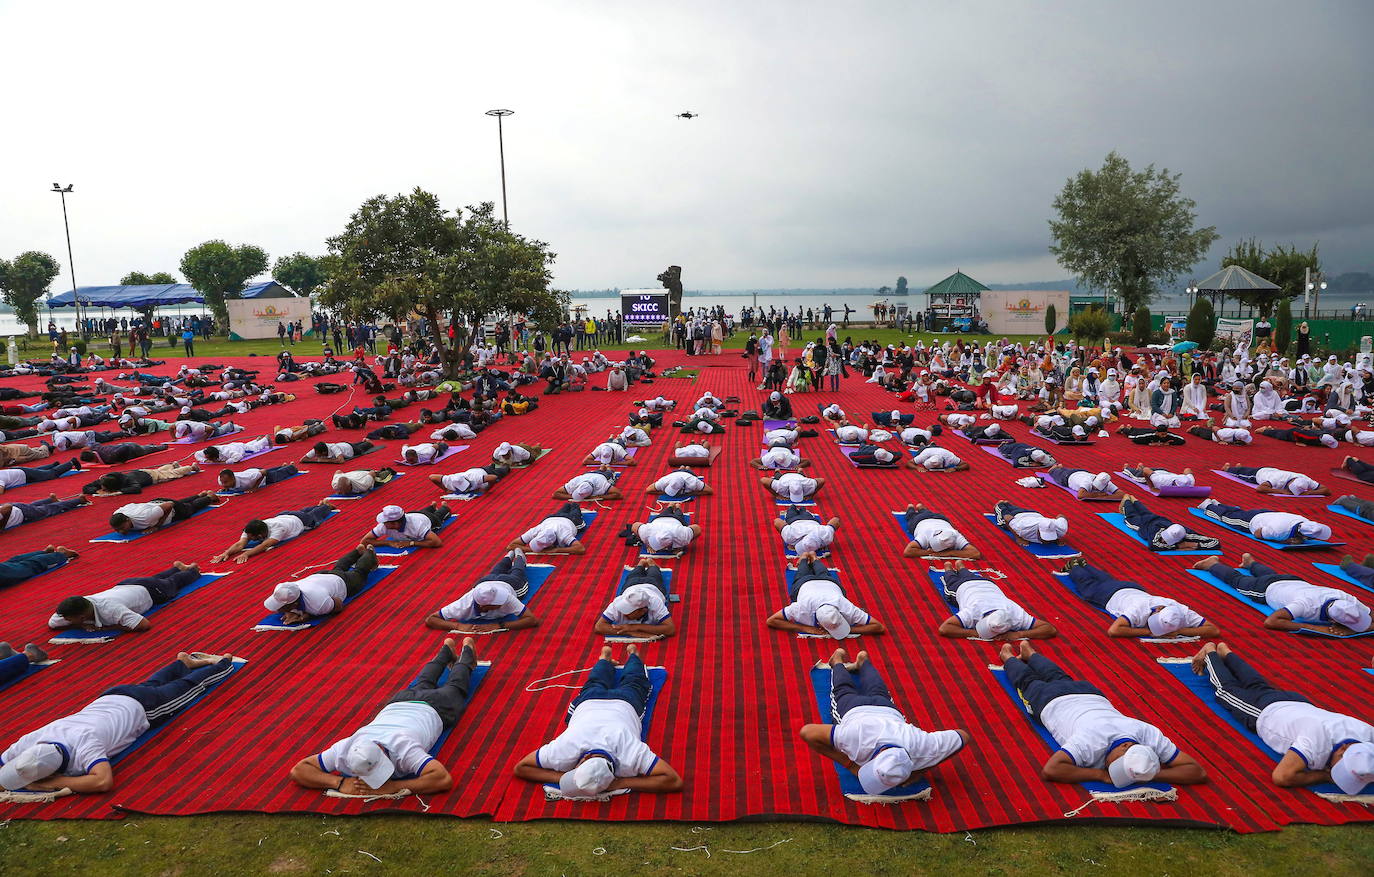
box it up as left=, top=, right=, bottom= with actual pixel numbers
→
left=179, top=241, right=268, bottom=327
left=1273, top=299, right=1293, bottom=354
left=0, top=251, right=61, bottom=335
left=895, top=276, right=908, bottom=295
left=1220, top=238, right=1319, bottom=317
left=272, top=252, right=327, bottom=298
left=1049, top=151, right=1218, bottom=314
left=120, top=271, right=177, bottom=285
left=1186, top=297, right=1215, bottom=349
left=319, top=189, right=562, bottom=374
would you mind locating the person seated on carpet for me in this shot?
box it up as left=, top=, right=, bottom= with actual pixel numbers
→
left=762, top=391, right=794, bottom=420
left=754, top=444, right=808, bottom=470
left=425, top=550, right=540, bottom=632
left=767, top=551, right=885, bottom=638
left=1122, top=465, right=1197, bottom=491
left=629, top=405, right=662, bottom=428
left=109, top=492, right=218, bottom=535
left=1187, top=419, right=1253, bottom=445
left=820, top=402, right=846, bottom=423
left=1062, top=558, right=1218, bottom=639
left=290, top=636, right=479, bottom=796
left=936, top=561, right=1057, bottom=640
left=0, top=651, right=235, bottom=795
left=998, top=641, right=1206, bottom=787
left=900, top=504, right=980, bottom=559
left=669, top=439, right=715, bottom=466
left=210, top=502, right=338, bottom=564
left=623, top=505, right=700, bottom=555
left=583, top=436, right=635, bottom=467
left=48, top=561, right=202, bottom=632
left=83, top=461, right=201, bottom=496
left=1339, top=456, right=1374, bottom=484
left=555, top=467, right=622, bottom=502
left=330, top=467, right=397, bottom=496
left=508, top=502, right=588, bottom=555
left=848, top=444, right=903, bottom=467
left=217, top=463, right=301, bottom=494
left=0, top=545, right=79, bottom=587
left=905, top=445, right=967, bottom=472
left=645, top=468, right=712, bottom=499
left=899, top=424, right=938, bottom=447
left=760, top=471, right=824, bottom=503
left=431, top=464, right=505, bottom=497
left=0, top=459, right=80, bottom=493
left=1189, top=642, right=1373, bottom=794
left=774, top=506, right=839, bottom=555
left=502, top=387, right=539, bottom=415
left=262, top=547, right=380, bottom=624
left=361, top=503, right=451, bottom=551
left=992, top=501, right=1069, bottom=546
left=513, top=643, right=683, bottom=796
left=693, top=391, right=725, bottom=411
left=1117, top=495, right=1219, bottom=551
left=271, top=419, right=327, bottom=444
left=77, top=440, right=168, bottom=465
left=1045, top=465, right=1121, bottom=500
left=172, top=419, right=237, bottom=442
left=833, top=422, right=869, bottom=444
left=593, top=561, right=675, bottom=639
left=304, top=439, right=375, bottom=464
left=1334, top=495, right=1374, bottom=523
left=1192, top=554, right=1371, bottom=635
left=195, top=434, right=271, bottom=464
left=400, top=441, right=450, bottom=465
left=1196, top=498, right=1332, bottom=545
left=492, top=441, right=544, bottom=468
left=799, top=649, right=969, bottom=796
left=1220, top=464, right=1330, bottom=496
left=961, top=422, right=1008, bottom=443
left=1116, top=423, right=1186, bottom=446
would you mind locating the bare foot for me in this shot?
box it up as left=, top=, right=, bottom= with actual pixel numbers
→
left=626, top=643, right=639, bottom=657
left=1190, top=642, right=1216, bottom=674
left=1192, top=557, right=1220, bottom=570
left=828, top=647, right=848, bottom=666
left=998, top=642, right=1018, bottom=663
left=1216, top=642, right=1232, bottom=659
left=1019, top=640, right=1035, bottom=661
left=854, top=650, right=869, bottom=666
left=1239, top=552, right=1255, bottom=567
left=600, top=645, right=614, bottom=661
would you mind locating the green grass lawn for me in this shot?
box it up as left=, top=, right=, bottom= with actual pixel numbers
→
left=1, top=816, right=1368, bottom=876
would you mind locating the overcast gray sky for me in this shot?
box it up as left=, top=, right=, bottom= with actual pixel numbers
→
left=3, top=0, right=1371, bottom=294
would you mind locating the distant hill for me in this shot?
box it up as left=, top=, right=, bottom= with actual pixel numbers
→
left=568, top=280, right=1092, bottom=297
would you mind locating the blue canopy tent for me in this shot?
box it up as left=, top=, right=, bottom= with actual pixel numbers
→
left=48, top=281, right=291, bottom=310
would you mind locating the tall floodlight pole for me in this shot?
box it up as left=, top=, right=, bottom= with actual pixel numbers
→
left=51, top=183, right=80, bottom=330
left=485, top=109, right=514, bottom=225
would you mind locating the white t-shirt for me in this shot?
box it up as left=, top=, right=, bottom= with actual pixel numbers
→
left=779, top=519, right=835, bottom=554
left=371, top=513, right=434, bottom=541
left=1062, top=470, right=1101, bottom=492
left=429, top=423, right=476, bottom=441
left=1039, top=694, right=1179, bottom=769
left=275, top=573, right=347, bottom=616
left=953, top=578, right=1035, bottom=631
left=4, top=505, right=24, bottom=529
left=1253, top=467, right=1320, bottom=495
left=1246, top=512, right=1315, bottom=541
left=563, top=472, right=613, bottom=499
left=48, top=583, right=153, bottom=630
left=1104, top=588, right=1205, bottom=629
left=402, top=443, right=441, bottom=463
left=230, top=468, right=266, bottom=490
left=535, top=698, right=659, bottom=778
left=1147, top=470, right=1193, bottom=488
left=1264, top=579, right=1361, bottom=621
left=638, top=517, right=694, bottom=552
left=495, top=445, right=533, bottom=464
left=652, top=472, right=704, bottom=497
left=674, top=443, right=709, bottom=458
left=113, top=502, right=167, bottom=531
left=319, top=442, right=356, bottom=460
left=1255, top=701, right=1374, bottom=770
left=600, top=585, right=671, bottom=625
left=0, top=469, right=27, bottom=489
left=437, top=580, right=525, bottom=622
left=318, top=702, right=442, bottom=779
left=900, top=427, right=934, bottom=445
left=835, top=425, right=868, bottom=443
left=520, top=516, right=580, bottom=551
left=332, top=470, right=375, bottom=494
left=1007, top=512, right=1055, bottom=543
left=258, top=513, right=308, bottom=544
left=911, top=446, right=961, bottom=469
left=590, top=442, right=628, bottom=464
left=759, top=447, right=801, bottom=469
left=771, top=473, right=817, bottom=502
left=763, top=428, right=798, bottom=445
left=911, top=516, right=970, bottom=550
left=53, top=431, right=93, bottom=450
left=440, top=468, right=489, bottom=494
left=832, top=705, right=965, bottom=772
left=782, top=579, right=870, bottom=627
left=2, top=695, right=148, bottom=776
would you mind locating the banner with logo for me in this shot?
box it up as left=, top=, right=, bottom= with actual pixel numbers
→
left=227, top=296, right=313, bottom=340
left=620, top=290, right=670, bottom=327
left=1215, top=317, right=1253, bottom=347
left=981, top=290, right=1069, bottom=335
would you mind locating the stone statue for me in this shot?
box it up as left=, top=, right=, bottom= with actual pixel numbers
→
left=657, top=266, right=683, bottom=315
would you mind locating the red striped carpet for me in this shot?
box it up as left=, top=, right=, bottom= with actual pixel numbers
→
left=1, top=349, right=1371, bottom=831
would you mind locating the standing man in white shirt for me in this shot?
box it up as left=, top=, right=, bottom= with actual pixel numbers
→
left=1, top=652, right=236, bottom=794
left=210, top=501, right=338, bottom=564
left=799, top=649, right=969, bottom=795
left=1192, top=554, right=1371, bottom=635
left=49, top=562, right=202, bottom=632
left=289, top=637, right=480, bottom=796
left=513, top=644, right=683, bottom=796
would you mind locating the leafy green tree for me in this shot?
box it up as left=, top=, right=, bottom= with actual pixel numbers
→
left=1220, top=238, right=1318, bottom=317
left=120, top=271, right=177, bottom=285
left=179, top=241, right=268, bottom=328
left=320, top=189, right=561, bottom=374
left=0, top=251, right=61, bottom=335
left=272, top=252, right=327, bottom=298
left=895, top=276, right=908, bottom=295
left=1067, top=305, right=1110, bottom=344
left=1186, top=297, right=1215, bottom=349
left=1274, top=299, right=1293, bottom=354
left=1044, top=303, right=1057, bottom=336
left=1132, top=305, right=1152, bottom=346
left=1049, top=151, right=1218, bottom=314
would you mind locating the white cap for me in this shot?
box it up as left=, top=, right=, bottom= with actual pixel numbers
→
left=343, top=739, right=396, bottom=790
left=0, top=743, right=64, bottom=790
left=857, top=747, right=914, bottom=795
left=699, top=422, right=715, bottom=434
left=376, top=505, right=405, bottom=524
left=787, top=480, right=807, bottom=502
left=1147, top=604, right=1186, bottom=637
left=472, top=583, right=501, bottom=606
left=264, top=583, right=301, bottom=611
left=874, top=448, right=895, bottom=463
left=975, top=608, right=1014, bottom=640
left=928, top=529, right=958, bottom=552
left=985, top=423, right=1001, bottom=436
left=1030, top=449, right=1050, bottom=464
left=1072, top=425, right=1086, bottom=437
left=1107, top=744, right=1160, bottom=788
left=611, top=585, right=653, bottom=616
left=1297, top=520, right=1333, bottom=541
left=816, top=604, right=851, bottom=640
left=496, top=441, right=512, bottom=455
left=1331, top=742, right=1374, bottom=795
left=570, top=479, right=597, bottom=501
left=558, top=756, right=614, bottom=797
left=1091, top=472, right=1112, bottom=492
left=1329, top=598, right=1371, bottom=632
left=770, top=392, right=781, bottom=401
left=1038, top=516, right=1068, bottom=542
left=1320, top=434, right=1338, bottom=449
left=1159, top=524, right=1187, bottom=547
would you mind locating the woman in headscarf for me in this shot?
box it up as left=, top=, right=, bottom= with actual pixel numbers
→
left=1062, top=366, right=1085, bottom=403
left=711, top=320, right=723, bottom=356
left=1295, top=321, right=1311, bottom=357
left=1251, top=379, right=1285, bottom=419
left=1222, top=381, right=1252, bottom=427
left=1179, top=372, right=1209, bottom=418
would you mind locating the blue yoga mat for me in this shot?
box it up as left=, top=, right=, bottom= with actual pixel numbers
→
left=218, top=468, right=307, bottom=496
left=112, top=658, right=246, bottom=764
left=809, top=666, right=932, bottom=800
left=88, top=504, right=222, bottom=543
left=1312, top=563, right=1374, bottom=596
left=778, top=509, right=830, bottom=557
left=655, top=493, right=695, bottom=503
left=254, top=565, right=400, bottom=630
left=1326, top=503, right=1374, bottom=527
left=1186, top=507, right=1344, bottom=551
left=988, top=664, right=1173, bottom=797
left=982, top=514, right=1080, bottom=559
left=375, top=514, right=455, bottom=556
left=923, top=568, right=960, bottom=609
left=1184, top=569, right=1374, bottom=639
left=49, top=573, right=230, bottom=643
left=542, top=665, right=668, bottom=797
left=450, top=563, right=556, bottom=623
left=783, top=565, right=844, bottom=598
left=1097, top=512, right=1221, bottom=556
left=1048, top=572, right=1201, bottom=643
left=0, top=556, right=70, bottom=588
left=327, top=471, right=404, bottom=501
left=404, top=662, right=491, bottom=774
left=639, top=511, right=691, bottom=559
left=1156, top=658, right=1369, bottom=798
left=618, top=565, right=675, bottom=598
left=0, top=658, right=59, bottom=694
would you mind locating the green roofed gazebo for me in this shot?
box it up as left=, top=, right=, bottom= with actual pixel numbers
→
left=924, top=270, right=988, bottom=318
left=1193, top=264, right=1280, bottom=307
